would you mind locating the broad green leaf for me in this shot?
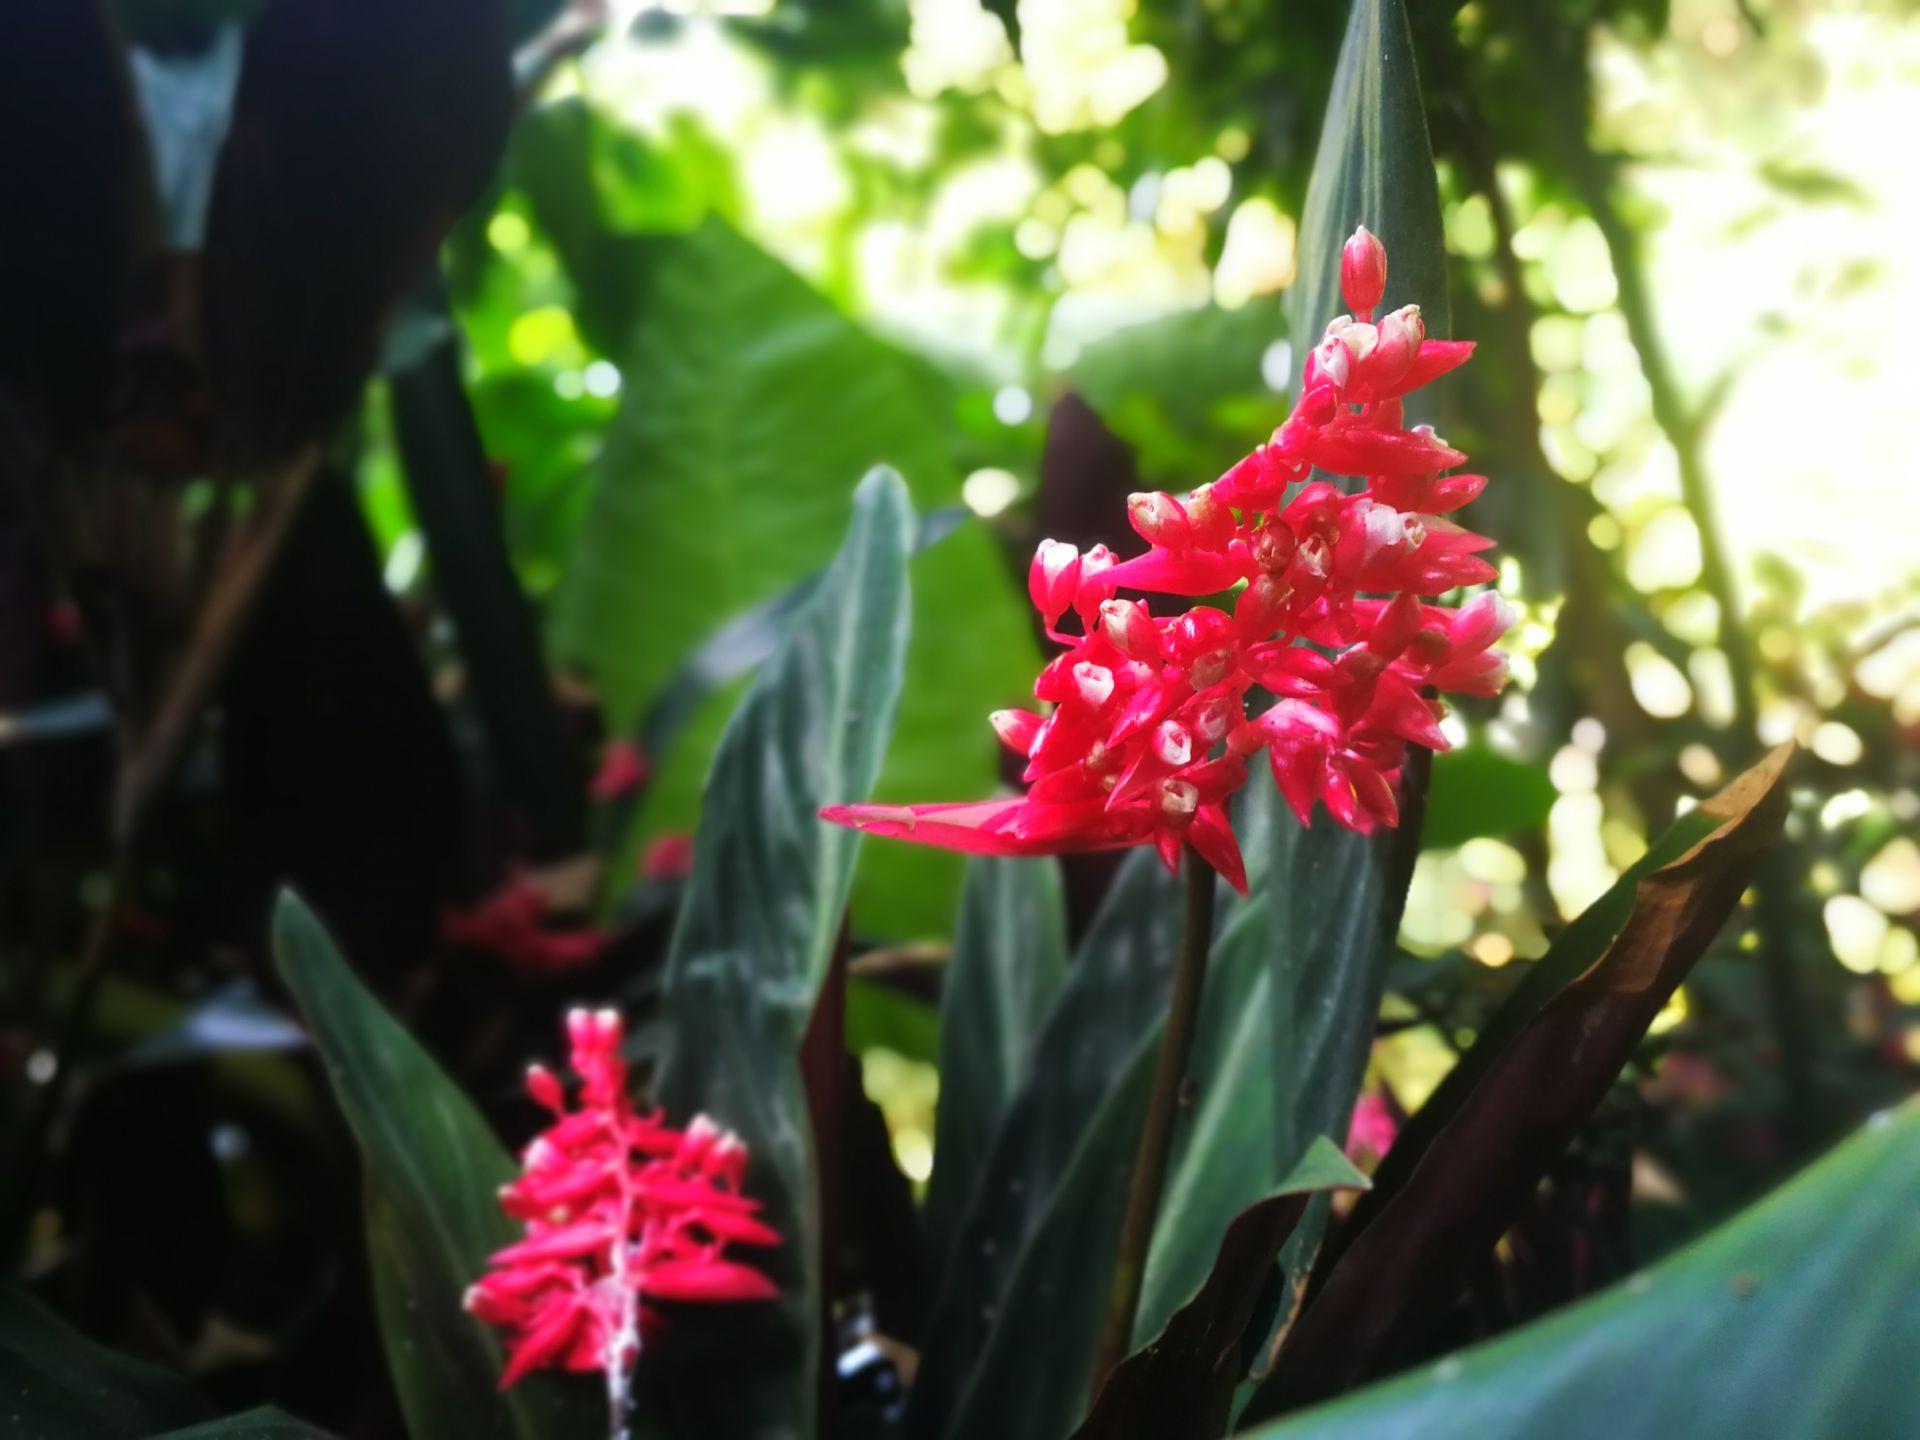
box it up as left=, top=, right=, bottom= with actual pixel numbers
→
left=1243, top=1100, right=1920, bottom=1440
left=637, top=468, right=914, bottom=1440
left=905, top=851, right=1188, bottom=1437
left=546, top=214, right=1038, bottom=937
left=271, top=895, right=596, bottom=1440
left=154, top=1409, right=340, bottom=1438
left=1419, top=745, right=1556, bottom=851
left=1069, top=303, right=1289, bottom=486
left=1285, top=0, right=1448, bottom=367
left=1251, top=745, right=1793, bottom=1416
left=941, top=888, right=1360, bottom=1440
left=923, top=856, right=1070, bottom=1280
left=0, top=1284, right=203, bottom=1438
left=1074, top=1142, right=1369, bottom=1440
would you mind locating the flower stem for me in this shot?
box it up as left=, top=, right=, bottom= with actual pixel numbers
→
left=1090, top=844, right=1217, bottom=1396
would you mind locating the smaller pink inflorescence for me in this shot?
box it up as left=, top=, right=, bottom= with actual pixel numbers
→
left=467, top=1008, right=778, bottom=1419
left=821, top=227, right=1514, bottom=889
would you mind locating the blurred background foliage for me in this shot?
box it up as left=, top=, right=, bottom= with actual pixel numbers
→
left=399, top=0, right=1920, bottom=1214
left=4, top=0, right=1920, bottom=1430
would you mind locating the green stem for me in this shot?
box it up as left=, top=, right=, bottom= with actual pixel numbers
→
left=1090, top=845, right=1216, bottom=1395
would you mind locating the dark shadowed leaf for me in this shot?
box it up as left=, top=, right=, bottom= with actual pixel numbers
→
left=0, top=1284, right=203, bottom=1438
left=545, top=216, right=1037, bottom=937
left=201, top=0, right=513, bottom=463
left=387, top=291, right=588, bottom=857
left=1243, top=1100, right=1920, bottom=1440
left=637, top=468, right=913, bottom=1440
left=0, top=0, right=149, bottom=441
left=923, top=856, right=1070, bottom=1281
left=271, top=894, right=596, bottom=1440
left=1073, top=1141, right=1368, bottom=1440
left=1419, top=745, right=1556, bottom=851
left=1247, top=744, right=1793, bottom=1418
left=154, top=1408, right=340, bottom=1438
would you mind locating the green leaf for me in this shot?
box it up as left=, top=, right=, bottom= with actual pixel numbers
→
left=940, top=889, right=1367, bottom=1440
left=1419, top=745, right=1557, bottom=850
left=154, top=1408, right=340, bottom=1438
left=1134, top=811, right=1415, bottom=1351
left=1074, top=1141, right=1369, bottom=1440
left=271, top=895, right=596, bottom=1440
left=924, top=856, right=1070, bottom=1281
left=637, top=468, right=914, bottom=1440
left=1242, top=1100, right=1920, bottom=1439
left=1285, top=0, right=1448, bottom=364
left=905, top=851, right=1187, bottom=1437
left=547, top=215, right=1039, bottom=938
left=0, top=1284, right=203, bottom=1438
left=1248, top=745, right=1793, bottom=1417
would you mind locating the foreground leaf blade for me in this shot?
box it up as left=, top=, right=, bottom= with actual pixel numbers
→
left=924, top=855, right=1070, bottom=1280
left=1073, top=1141, right=1369, bottom=1440
left=639, top=467, right=914, bottom=1439
left=1248, top=744, right=1793, bottom=1417
left=272, top=895, right=594, bottom=1440
left=1285, top=0, right=1447, bottom=365
left=0, top=1284, right=203, bottom=1439
left=1243, top=1099, right=1920, bottom=1440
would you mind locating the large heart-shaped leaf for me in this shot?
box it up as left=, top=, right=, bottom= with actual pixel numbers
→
left=1242, top=1099, right=1920, bottom=1439
left=271, top=895, right=595, bottom=1440
left=923, top=855, right=1070, bottom=1280
left=1248, top=744, right=1793, bottom=1417
left=543, top=214, right=1038, bottom=937
left=1284, top=0, right=1447, bottom=369
left=0, top=1283, right=204, bottom=1438
left=1074, top=1142, right=1369, bottom=1440
left=635, top=467, right=914, bottom=1439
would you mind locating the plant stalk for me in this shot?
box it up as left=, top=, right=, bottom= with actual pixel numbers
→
left=1090, top=844, right=1216, bottom=1394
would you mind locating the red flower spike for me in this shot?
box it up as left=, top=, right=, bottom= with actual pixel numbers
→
left=589, top=739, right=651, bottom=801
left=822, top=230, right=1510, bottom=857
left=468, top=1011, right=778, bottom=1423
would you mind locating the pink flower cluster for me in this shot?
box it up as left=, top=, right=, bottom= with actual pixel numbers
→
left=467, top=1009, right=777, bottom=1404
left=822, top=228, right=1513, bottom=891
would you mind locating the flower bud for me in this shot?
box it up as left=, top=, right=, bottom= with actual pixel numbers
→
left=1027, top=539, right=1081, bottom=625
left=1099, top=598, right=1160, bottom=658
left=1373, top=304, right=1423, bottom=384
left=1235, top=574, right=1292, bottom=639
left=1369, top=591, right=1425, bottom=658
left=1151, top=720, right=1193, bottom=768
left=1250, top=518, right=1296, bottom=573
left=1450, top=591, right=1517, bottom=653
left=1182, top=484, right=1236, bottom=550
left=1304, top=335, right=1353, bottom=392
left=1157, top=777, right=1200, bottom=826
left=1187, top=693, right=1239, bottom=748
left=525, top=1065, right=565, bottom=1114
left=1127, top=491, right=1194, bottom=549
left=1074, top=543, right=1119, bottom=621
left=990, top=707, right=1044, bottom=754
left=1071, top=661, right=1116, bottom=708
left=1325, top=317, right=1379, bottom=364
left=1341, top=225, right=1387, bottom=316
